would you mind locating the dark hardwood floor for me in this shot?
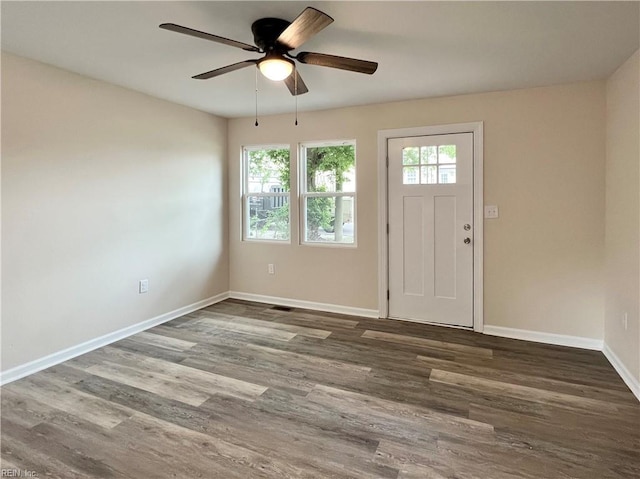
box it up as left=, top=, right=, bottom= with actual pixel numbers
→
left=2, top=299, right=639, bottom=478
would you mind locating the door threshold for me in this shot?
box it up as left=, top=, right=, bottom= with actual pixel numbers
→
left=387, top=316, right=474, bottom=331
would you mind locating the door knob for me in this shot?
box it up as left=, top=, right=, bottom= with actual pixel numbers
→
left=464, top=237, right=471, bottom=244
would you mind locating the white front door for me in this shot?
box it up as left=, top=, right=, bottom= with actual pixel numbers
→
left=388, top=133, right=474, bottom=327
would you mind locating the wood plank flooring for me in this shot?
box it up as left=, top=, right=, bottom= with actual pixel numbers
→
left=2, top=299, right=639, bottom=478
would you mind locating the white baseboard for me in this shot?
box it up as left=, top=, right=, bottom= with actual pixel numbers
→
left=602, top=343, right=640, bottom=402
left=5, top=291, right=636, bottom=404
left=0, top=292, right=229, bottom=386
left=483, top=325, right=603, bottom=351
left=228, top=291, right=379, bottom=319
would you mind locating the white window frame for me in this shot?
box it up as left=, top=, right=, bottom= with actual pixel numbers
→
left=299, top=140, right=357, bottom=247
left=242, top=144, right=291, bottom=243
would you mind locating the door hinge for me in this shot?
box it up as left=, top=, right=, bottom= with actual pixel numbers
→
left=387, top=290, right=390, bottom=300
left=386, top=223, right=389, bottom=235
left=386, top=156, right=389, bottom=167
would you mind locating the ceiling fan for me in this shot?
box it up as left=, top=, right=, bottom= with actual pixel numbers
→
left=160, top=7, right=378, bottom=96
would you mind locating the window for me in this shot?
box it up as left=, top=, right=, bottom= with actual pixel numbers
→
left=300, top=141, right=356, bottom=245
left=402, top=144, right=456, bottom=185
left=242, top=146, right=290, bottom=241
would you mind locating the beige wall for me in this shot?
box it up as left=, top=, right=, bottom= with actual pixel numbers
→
left=1, top=53, right=229, bottom=371
left=229, top=81, right=606, bottom=339
left=1, top=50, right=614, bottom=374
left=604, top=49, right=640, bottom=381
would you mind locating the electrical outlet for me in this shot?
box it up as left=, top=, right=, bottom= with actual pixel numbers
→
left=268, top=264, right=275, bottom=275
left=484, top=205, right=499, bottom=219
left=623, top=312, right=628, bottom=330
left=139, top=279, right=149, bottom=294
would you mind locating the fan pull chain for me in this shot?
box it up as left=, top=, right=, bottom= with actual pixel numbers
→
left=294, top=65, right=298, bottom=126
left=254, top=67, right=259, bottom=127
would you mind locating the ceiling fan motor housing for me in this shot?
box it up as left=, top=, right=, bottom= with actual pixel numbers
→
left=251, top=18, right=291, bottom=52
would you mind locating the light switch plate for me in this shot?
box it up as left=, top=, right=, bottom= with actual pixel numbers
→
left=139, top=279, right=149, bottom=294
left=484, top=205, right=499, bottom=219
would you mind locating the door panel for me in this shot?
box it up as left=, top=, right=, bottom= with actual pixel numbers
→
left=388, top=133, right=473, bottom=327
left=402, top=196, right=424, bottom=296
left=434, top=195, right=456, bottom=299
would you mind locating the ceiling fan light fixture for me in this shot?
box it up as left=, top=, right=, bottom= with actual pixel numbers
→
left=258, top=55, right=294, bottom=81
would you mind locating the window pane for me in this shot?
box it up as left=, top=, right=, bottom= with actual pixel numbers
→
left=305, top=196, right=354, bottom=244
left=402, top=147, right=419, bottom=165
left=438, top=165, right=456, bottom=184
left=421, top=165, right=438, bottom=184
left=305, top=145, right=355, bottom=193
left=247, top=148, right=290, bottom=193
left=246, top=195, right=290, bottom=240
left=403, top=166, right=419, bottom=184
left=421, top=146, right=437, bottom=164
left=438, top=145, right=456, bottom=164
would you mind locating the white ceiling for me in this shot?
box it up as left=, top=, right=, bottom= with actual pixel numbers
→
left=2, top=1, right=638, bottom=118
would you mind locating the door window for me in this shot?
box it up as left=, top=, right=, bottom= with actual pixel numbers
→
left=402, top=145, right=456, bottom=185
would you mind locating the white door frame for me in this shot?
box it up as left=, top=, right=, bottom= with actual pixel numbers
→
left=377, top=122, right=484, bottom=332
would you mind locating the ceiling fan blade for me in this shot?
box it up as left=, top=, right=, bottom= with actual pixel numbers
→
left=297, top=52, right=378, bottom=75
left=160, top=23, right=260, bottom=52
left=283, top=70, right=309, bottom=96
left=277, top=7, right=334, bottom=50
left=192, top=60, right=257, bottom=80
